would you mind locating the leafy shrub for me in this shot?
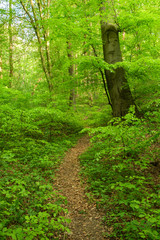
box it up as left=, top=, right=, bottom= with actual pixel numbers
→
left=80, top=109, right=160, bottom=239
left=0, top=145, right=71, bottom=239
left=0, top=101, right=82, bottom=239
left=29, top=107, right=82, bottom=140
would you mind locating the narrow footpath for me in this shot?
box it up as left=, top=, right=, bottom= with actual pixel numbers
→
left=55, top=135, right=107, bottom=240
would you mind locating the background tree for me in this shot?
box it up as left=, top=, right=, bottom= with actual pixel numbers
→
left=0, top=27, right=3, bottom=79
left=67, top=41, right=76, bottom=106
left=9, top=0, right=13, bottom=86
left=20, top=0, right=53, bottom=92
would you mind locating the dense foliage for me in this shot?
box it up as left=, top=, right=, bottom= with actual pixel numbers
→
left=0, top=86, right=82, bottom=239
left=80, top=107, right=160, bottom=239
left=0, top=0, right=159, bottom=239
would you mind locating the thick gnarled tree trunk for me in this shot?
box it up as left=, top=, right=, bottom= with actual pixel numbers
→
left=101, top=22, right=136, bottom=117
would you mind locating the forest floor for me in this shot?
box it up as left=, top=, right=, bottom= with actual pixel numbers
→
left=55, top=135, right=107, bottom=240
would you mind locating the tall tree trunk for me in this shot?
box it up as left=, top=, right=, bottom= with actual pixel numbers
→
left=20, top=0, right=53, bottom=92
left=67, top=41, right=76, bottom=106
left=101, top=22, right=138, bottom=117
left=9, top=0, right=13, bottom=87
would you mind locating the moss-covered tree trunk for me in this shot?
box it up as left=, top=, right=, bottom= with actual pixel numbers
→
left=101, top=22, right=136, bottom=117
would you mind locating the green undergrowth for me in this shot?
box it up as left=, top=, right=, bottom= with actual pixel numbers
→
left=0, top=100, right=82, bottom=239
left=80, top=107, right=160, bottom=240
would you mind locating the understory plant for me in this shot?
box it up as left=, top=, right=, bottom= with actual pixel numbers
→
left=0, top=101, right=82, bottom=239
left=80, top=107, right=160, bottom=240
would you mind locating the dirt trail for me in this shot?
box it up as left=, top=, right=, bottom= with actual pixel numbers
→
left=55, top=135, right=106, bottom=240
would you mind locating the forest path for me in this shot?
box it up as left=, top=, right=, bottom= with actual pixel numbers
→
left=55, top=135, right=107, bottom=240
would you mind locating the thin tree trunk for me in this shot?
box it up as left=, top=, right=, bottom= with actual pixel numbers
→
left=91, top=44, right=112, bottom=108
left=37, top=0, right=52, bottom=77
left=67, top=41, right=76, bottom=106
left=46, top=0, right=52, bottom=76
left=9, top=0, right=13, bottom=87
left=20, top=0, right=53, bottom=92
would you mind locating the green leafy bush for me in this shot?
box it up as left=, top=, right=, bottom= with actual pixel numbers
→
left=0, top=147, right=71, bottom=239
left=80, top=109, right=160, bottom=239
left=0, top=97, right=82, bottom=239
left=29, top=107, right=82, bottom=140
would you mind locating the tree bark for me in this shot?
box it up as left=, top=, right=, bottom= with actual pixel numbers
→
left=101, top=22, right=137, bottom=117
